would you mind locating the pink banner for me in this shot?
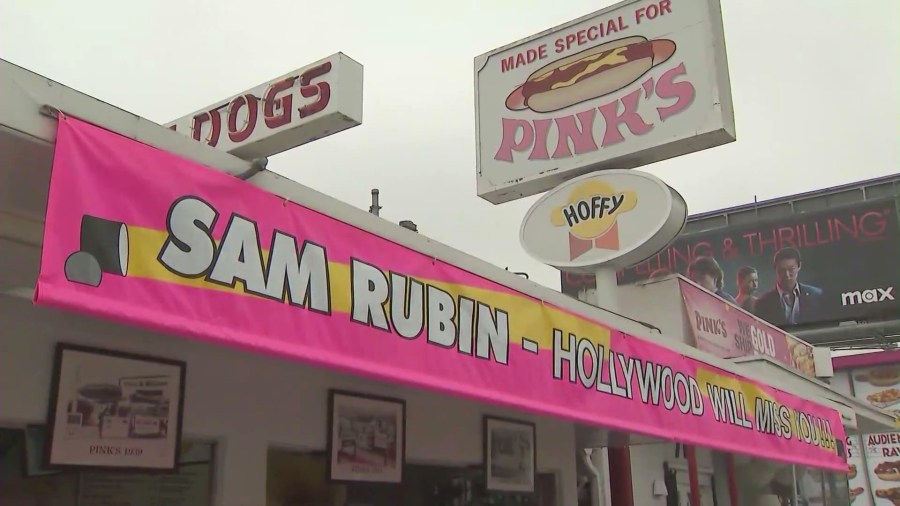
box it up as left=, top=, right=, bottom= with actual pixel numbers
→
left=36, top=116, right=847, bottom=470
left=680, top=279, right=817, bottom=376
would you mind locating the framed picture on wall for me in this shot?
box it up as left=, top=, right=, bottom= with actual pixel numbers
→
left=326, top=389, right=406, bottom=483
left=483, top=415, right=536, bottom=493
left=44, top=343, right=186, bottom=472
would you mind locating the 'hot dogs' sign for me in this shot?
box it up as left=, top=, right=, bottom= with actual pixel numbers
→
left=474, top=0, right=736, bottom=204
left=166, top=53, right=363, bottom=160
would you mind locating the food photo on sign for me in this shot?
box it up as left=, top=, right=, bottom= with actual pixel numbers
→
left=867, top=433, right=900, bottom=506
left=846, top=436, right=873, bottom=506
left=678, top=277, right=816, bottom=376
left=854, top=364, right=900, bottom=422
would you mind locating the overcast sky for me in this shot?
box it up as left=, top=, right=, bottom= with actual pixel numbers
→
left=2, top=0, right=897, bottom=290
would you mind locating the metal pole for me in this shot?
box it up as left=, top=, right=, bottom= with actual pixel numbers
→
left=592, top=267, right=619, bottom=312
left=369, top=189, right=381, bottom=216
left=792, top=464, right=798, bottom=506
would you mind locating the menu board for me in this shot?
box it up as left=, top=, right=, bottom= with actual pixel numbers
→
left=852, top=364, right=900, bottom=421
left=833, top=358, right=900, bottom=506
left=865, top=432, right=900, bottom=506
left=847, top=435, right=874, bottom=506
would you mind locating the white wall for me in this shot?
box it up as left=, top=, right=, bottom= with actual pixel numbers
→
left=628, top=443, right=719, bottom=506
left=615, top=277, right=692, bottom=344
left=0, top=296, right=578, bottom=506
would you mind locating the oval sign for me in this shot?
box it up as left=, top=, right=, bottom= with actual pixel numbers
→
left=519, top=170, right=687, bottom=273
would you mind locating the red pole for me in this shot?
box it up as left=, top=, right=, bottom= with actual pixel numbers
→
left=726, top=454, right=740, bottom=506
left=607, top=446, right=635, bottom=506
left=685, top=445, right=702, bottom=506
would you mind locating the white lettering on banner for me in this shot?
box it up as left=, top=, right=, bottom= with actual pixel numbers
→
left=552, top=329, right=704, bottom=415
left=347, top=260, right=510, bottom=364
left=158, top=196, right=331, bottom=314
left=549, top=326, right=838, bottom=452
left=152, top=193, right=838, bottom=456
left=157, top=195, right=510, bottom=365
left=841, top=286, right=895, bottom=306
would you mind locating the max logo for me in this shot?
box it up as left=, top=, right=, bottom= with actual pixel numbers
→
left=841, top=287, right=895, bottom=306
left=550, top=180, right=636, bottom=260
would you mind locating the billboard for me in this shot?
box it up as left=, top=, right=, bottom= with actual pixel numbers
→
left=473, top=0, right=735, bottom=204
left=562, top=198, right=900, bottom=330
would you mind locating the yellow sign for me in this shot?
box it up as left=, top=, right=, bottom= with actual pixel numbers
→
left=550, top=180, right=637, bottom=258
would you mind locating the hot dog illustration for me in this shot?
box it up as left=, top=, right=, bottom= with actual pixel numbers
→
left=505, top=36, right=676, bottom=113
left=876, top=461, right=900, bottom=482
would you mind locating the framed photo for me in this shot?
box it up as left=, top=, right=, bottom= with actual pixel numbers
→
left=483, top=416, right=536, bottom=493
left=44, top=343, right=186, bottom=472
left=326, top=389, right=405, bottom=483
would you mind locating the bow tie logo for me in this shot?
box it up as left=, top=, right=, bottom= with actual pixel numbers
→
left=550, top=180, right=638, bottom=260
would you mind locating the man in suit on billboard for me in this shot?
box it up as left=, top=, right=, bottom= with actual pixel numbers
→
left=754, top=247, right=824, bottom=327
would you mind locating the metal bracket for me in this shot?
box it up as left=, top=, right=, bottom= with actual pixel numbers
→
left=39, top=104, right=62, bottom=119
left=236, top=157, right=269, bottom=180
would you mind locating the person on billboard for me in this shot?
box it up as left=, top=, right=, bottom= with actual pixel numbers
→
left=687, top=256, right=738, bottom=304
left=735, top=266, right=760, bottom=312
left=753, top=247, right=823, bottom=326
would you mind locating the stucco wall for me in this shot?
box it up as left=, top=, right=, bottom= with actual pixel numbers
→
left=0, top=296, right=578, bottom=506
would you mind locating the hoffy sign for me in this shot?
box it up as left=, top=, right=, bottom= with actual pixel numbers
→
left=474, top=0, right=735, bottom=204
left=520, top=170, right=686, bottom=272
left=550, top=180, right=638, bottom=255
left=166, top=53, right=363, bottom=159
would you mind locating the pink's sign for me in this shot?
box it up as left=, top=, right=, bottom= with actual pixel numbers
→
left=680, top=279, right=817, bottom=377
left=37, top=117, right=846, bottom=470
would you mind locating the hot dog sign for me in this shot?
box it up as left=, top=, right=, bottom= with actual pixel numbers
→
left=474, top=0, right=735, bottom=204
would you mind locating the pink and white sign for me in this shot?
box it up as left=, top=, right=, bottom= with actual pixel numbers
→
left=36, top=116, right=846, bottom=470
left=474, top=0, right=735, bottom=204
left=680, top=279, right=817, bottom=376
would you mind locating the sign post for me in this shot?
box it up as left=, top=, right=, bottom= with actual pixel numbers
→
left=593, top=268, right=620, bottom=311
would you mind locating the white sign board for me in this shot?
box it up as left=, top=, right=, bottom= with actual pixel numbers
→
left=519, top=169, right=686, bottom=272
left=166, top=53, right=363, bottom=160
left=474, top=0, right=735, bottom=204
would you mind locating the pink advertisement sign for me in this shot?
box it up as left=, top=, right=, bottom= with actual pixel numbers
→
left=680, top=279, right=817, bottom=377
left=36, top=116, right=847, bottom=470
